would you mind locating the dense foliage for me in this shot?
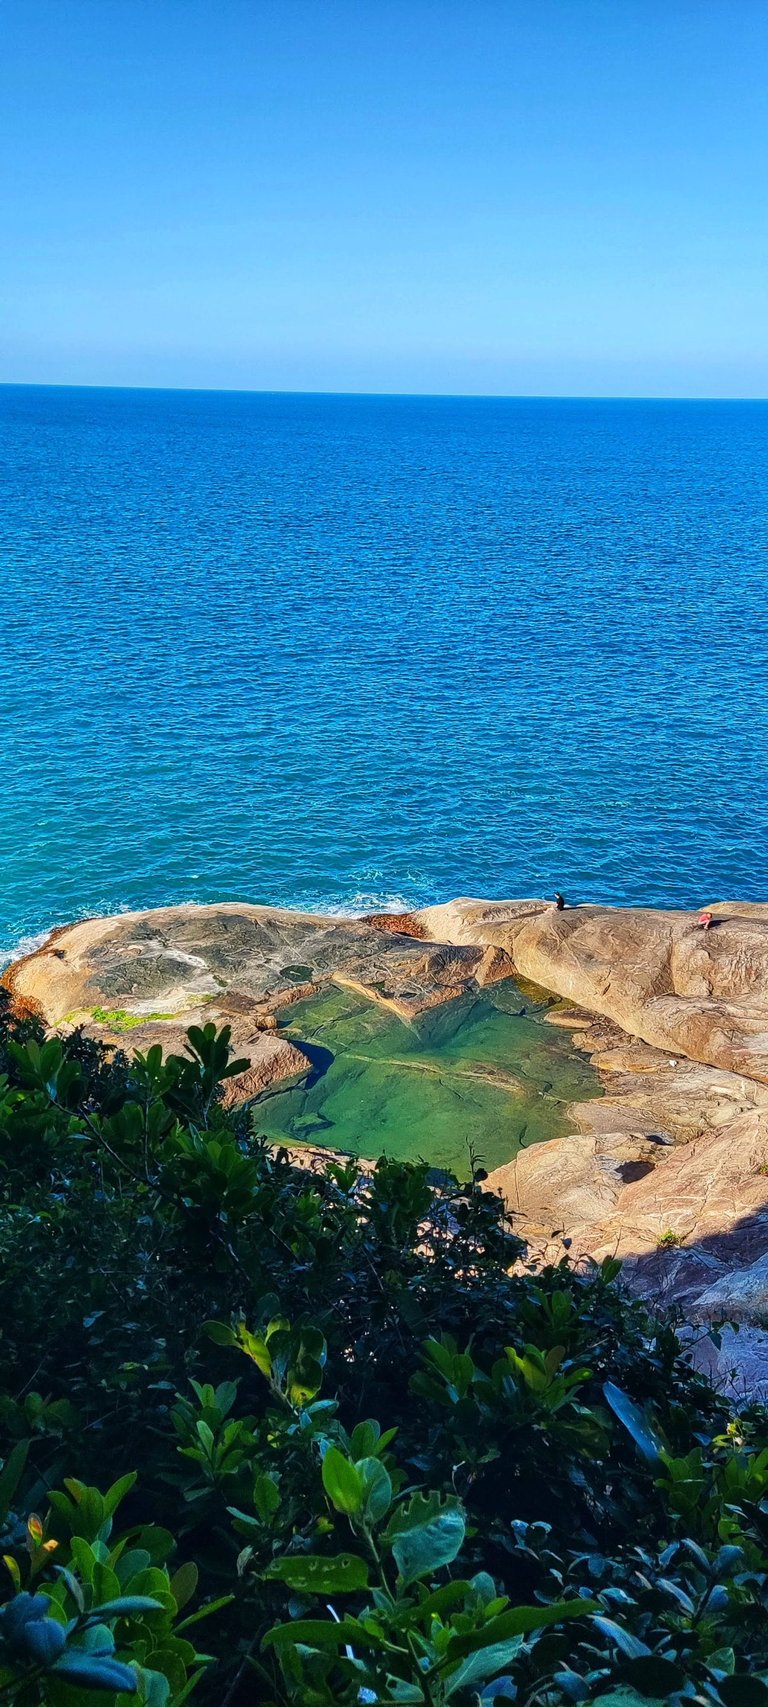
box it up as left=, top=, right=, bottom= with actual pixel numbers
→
left=1, top=992, right=768, bottom=1706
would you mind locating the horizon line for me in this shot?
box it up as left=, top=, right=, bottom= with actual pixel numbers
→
left=1, top=380, right=767, bottom=404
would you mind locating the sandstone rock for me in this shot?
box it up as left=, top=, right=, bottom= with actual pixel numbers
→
left=495, top=1110, right=768, bottom=1307
left=590, top=1111, right=768, bottom=1262
left=422, top=898, right=768, bottom=1088
left=365, top=912, right=427, bottom=939
left=490, top=1059, right=768, bottom=1398
left=685, top=1323, right=768, bottom=1405
left=571, top=1057, right=768, bottom=1145
left=491, top=1130, right=659, bottom=1248
left=414, top=898, right=549, bottom=954
left=474, top=944, right=516, bottom=987
left=518, top=906, right=768, bottom=1083
left=53, top=997, right=312, bottom=1104
left=708, top=902, right=768, bottom=921
left=4, top=903, right=487, bottom=1030
left=219, top=1035, right=310, bottom=1107
left=2, top=902, right=505, bottom=1102
left=545, top=1007, right=596, bottom=1031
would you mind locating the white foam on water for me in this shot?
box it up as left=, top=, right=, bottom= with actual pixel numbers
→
left=0, top=927, right=53, bottom=973
left=0, top=897, right=139, bottom=973
left=320, top=891, right=415, bottom=919
left=0, top=887, right=426, bottom=974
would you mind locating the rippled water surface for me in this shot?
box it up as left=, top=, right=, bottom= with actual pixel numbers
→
left=2, top=387, right=767, bottom=957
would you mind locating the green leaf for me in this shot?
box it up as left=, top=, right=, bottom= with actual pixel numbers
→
left=21, top=1617, right=68, bottom=1666
left=103, top=1473, right=137, bottom=1518
left=90, top=1595, right=163, bottom=1617
left=707, top=1648, right=736, bottom=1676
left=445, top=1638, right=524, bottom=1697
left=357, top=1458, right=392, bottom=1525
left=70, top=1537, right=98, bottom=1584
left=262, top=1617, right=387, bottom=1651
left=54, top=1653, right=139, bottom=1691
left=384, top=1491, right=465, bottom=1586
left=400, top=1581, right=474, bottom=1626
left=296, top=1326, right=327, bottom=1366
left=138, top=1666, right=171, bottom=1707
left=447, top=1599, right=598, bottom=1662
left=234, top=1324, right=272, bottom=1377
left=79, top=1622, right=116, bottom=1655
left=169, top=1561, right=198, bottom=1612
left=175, top=1593, right=234, bottom=1631
left=262, top=1553, right=369, bottom=1594
left=350, top=1420, right=380, bottom=1459
left=55, top=1567, right=85, bottom=1613
left=253, top=1473, right=280, bottom=1523
left=603, top=1382, right=663, bottom=1464
left=195, top=1420, right=215, bottom=1455
left=202, top=1320, right=237, bottom=1347
left=656, top=1576, right=695, bottom=1615
left=321, top=1447, right=364, bottom=1517
left=288, top=1357, right=324, bottom=1407
left=592, top=1615, right=650, bottom=1661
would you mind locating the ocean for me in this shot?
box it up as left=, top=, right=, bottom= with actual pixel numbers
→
left=1, top=385, right=766, bottom=960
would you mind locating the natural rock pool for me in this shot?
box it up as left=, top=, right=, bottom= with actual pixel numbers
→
left=252, top=978, right=600, bottom=1176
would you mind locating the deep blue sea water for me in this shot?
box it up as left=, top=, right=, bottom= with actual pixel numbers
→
left=1, top=385, right=767, bottom=960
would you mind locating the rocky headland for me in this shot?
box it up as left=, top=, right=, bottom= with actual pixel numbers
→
left=7, top=894, right=768, bottom=1394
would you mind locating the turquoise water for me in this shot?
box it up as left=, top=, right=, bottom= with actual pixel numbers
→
left=253, top=981, right=599, bottom=1177
left=2, top=386, right=767, bottom=958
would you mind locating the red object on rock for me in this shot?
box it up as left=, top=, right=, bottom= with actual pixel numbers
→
left=698, top=910, right=714, bottom=929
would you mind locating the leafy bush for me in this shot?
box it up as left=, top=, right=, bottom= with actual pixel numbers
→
left=1, top=989, right=768, bottom=1703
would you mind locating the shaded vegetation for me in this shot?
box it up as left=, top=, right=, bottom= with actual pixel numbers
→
left=1, top=992, right=767, bottom=1704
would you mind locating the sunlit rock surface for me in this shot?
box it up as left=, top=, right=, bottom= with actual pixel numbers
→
left=414, top=897, right=768, bottom=1083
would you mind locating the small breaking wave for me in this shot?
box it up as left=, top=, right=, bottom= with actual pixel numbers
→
left=0, top=927, right=53, bottom=974
left=318, top=890, right=417, bottom=919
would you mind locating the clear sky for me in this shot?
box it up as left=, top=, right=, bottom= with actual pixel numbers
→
left=2, top=0, right=767, bottom=396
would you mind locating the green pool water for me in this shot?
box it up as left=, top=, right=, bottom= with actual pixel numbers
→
left=252, top=980, right=600, bottom=1177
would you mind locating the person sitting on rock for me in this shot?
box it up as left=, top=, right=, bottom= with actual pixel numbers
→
left=553, top=893, right=566, bottom=911
left=698, top=909, right=714, bottom=929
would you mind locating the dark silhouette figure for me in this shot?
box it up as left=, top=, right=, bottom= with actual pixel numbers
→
left=554, top=893, right=566, bottom=911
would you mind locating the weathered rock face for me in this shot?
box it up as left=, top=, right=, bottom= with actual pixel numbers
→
left=414, top=899, right=768, bottom=1086
left=4, top=904, right=498, bottom=1024
left=415, top=898, right=549, bottom=955
left=493, top=1130, right=661, bottom=1242
left=10, top=892, right=768, bottom=1133
left=488, top=1005, right=768, bottom=1398
left=71, top=1009, right=310, bottom=1112
left=2, top=903, right=493, bottom=1101
left=497, top=1109, right=768, bottom=1270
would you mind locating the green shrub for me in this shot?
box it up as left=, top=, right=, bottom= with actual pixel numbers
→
left=1, top=988, right=768, bottom=1704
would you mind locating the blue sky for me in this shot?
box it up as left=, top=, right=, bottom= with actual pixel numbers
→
left=2, top=0, right=767, bottom=396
